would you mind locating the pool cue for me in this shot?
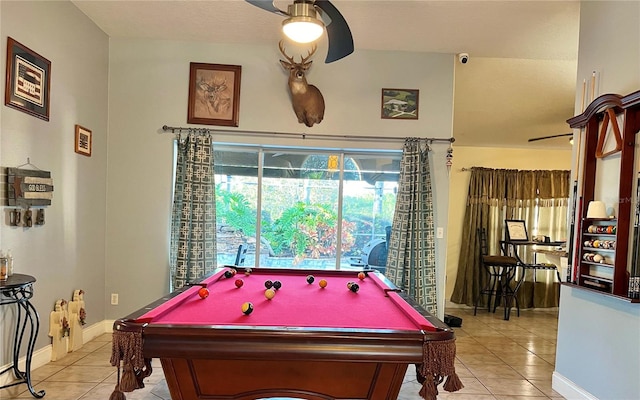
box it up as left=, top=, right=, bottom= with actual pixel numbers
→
left=581, top=78, right=587, bottom=112
left=630, top=173, right=640, bottom=299
left=572, top=197, right=583, bottom=284
left=567, top=78, right=588, bottom=283
left=566, top=180, right=578, bottom=282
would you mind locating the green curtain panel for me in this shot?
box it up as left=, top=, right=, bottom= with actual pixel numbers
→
left=170, top=134, right=217, bottom=290
left=451, top=168, right=569, bottom=308
left=385, top=139, right=438, bottom=315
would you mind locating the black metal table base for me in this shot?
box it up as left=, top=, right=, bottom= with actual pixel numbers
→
left=1, top=274, right=45, bottom=398
left=474, top=265, right=520, bottom=320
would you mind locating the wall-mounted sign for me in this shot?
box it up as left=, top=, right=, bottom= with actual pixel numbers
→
left=7, top=167, right=53, bottom=206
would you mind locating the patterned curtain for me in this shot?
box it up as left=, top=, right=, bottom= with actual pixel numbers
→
left=169, top=134, right=217, bottom=291
left=385, top=139, right=438, bottom=314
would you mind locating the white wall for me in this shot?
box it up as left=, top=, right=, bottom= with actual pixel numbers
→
left=0, top=0, right=109, bottom=362
left=445, top=146, right=572, bottom=306
left=554, top=1, right=640, bottom=398
left=574, top=1, right=640, bottom=98
left=104, top=38, right=456, bottom=319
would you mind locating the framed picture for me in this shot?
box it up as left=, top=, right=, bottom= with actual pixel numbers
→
left=4, top=37, right=51, bottom=121
left=505, top=219, right=529, bottom=241
left=381, top=88, right=419, bottom=120
left=187, top=63, right=241, bottom=127
left=74, top=125, right=92, bottom=157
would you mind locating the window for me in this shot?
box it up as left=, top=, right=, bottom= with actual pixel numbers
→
left=213, top=145, right=400, bottom=270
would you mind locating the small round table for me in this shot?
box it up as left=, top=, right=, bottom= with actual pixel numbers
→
left=0, top=274, right=45, bottom=398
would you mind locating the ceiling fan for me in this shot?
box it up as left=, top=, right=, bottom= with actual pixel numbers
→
left=246, top=0, right=354, bottom=63
left=527, top=133, right=573, bottom=143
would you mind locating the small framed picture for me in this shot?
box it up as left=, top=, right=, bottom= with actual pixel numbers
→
left=381, top=88, right=419, bottom=120
left=74, top=125, right=92, bottom=157
left=4, top=37, right=51, bottom=121
left=187, top=63, right=241, bottom=127
left=505, top=219, right=529, bottom=241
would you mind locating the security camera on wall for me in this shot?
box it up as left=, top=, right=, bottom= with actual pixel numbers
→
left=458, top=53, right=469, bottom=64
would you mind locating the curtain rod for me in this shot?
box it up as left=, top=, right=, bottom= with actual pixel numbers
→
left=161, top=125, right=455, bottom=144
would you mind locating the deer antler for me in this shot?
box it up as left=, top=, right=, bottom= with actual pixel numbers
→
left=299, top=44, right=317, bottom=64
left=278, top=40, right=295, bottom=64
left=279, top=41, right=317, bottom=64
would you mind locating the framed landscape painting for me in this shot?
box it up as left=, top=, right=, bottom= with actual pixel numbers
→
left=381, top=88, right=419, bottom=120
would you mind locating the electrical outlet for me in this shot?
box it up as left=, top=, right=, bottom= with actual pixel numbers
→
left=111, top=293, right=119, bottom=305
left=437, top=227, right=444, bottom=239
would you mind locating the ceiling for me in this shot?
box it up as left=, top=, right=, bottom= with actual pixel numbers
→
left=71, top=0, right=581, bottom=150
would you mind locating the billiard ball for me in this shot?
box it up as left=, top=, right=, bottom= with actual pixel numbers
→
left=347, top=281, right=354, bottom=289
left=265, top=288, right=276, bottom=300
left=224, top=270, right=233, bottom=279
left=230, top=268, right=237, bottom=276
left=358, top=272, right=366, bottom=280
left=264, top=280, right=273, bottom=289
left=241, top=302, right=254, bottom=315
left=198, top=287, right=209, bottom=299
left=272, top=280, right=282, bottom=290
left=319, top=279, right=328, bottom=288
left=350, top=283, right=360, bottom=293
left=306, top=275, right=315, bottom=284
left=244, top=268, right=252, bottom=276
left=235, top=279, right=244, bottom=288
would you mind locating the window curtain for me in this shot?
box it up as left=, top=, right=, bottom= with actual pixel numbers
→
left=385, top=139, right=438, bottom=314
left=169, top=134, right=217, bottom=291
left=450, top=168, right=570, bottom=308
left=508, top=170, right=570, bottom=308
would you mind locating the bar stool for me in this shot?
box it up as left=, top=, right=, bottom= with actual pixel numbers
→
left=474, top=228, right=520, bottom=320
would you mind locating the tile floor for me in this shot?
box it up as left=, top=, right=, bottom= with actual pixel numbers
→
left=1, top=307, right=563, bottom=399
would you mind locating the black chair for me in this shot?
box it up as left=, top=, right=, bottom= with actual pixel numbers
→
left=234, top=244, right=248, bottom=266
left=474, top=228, right=520, bottom=320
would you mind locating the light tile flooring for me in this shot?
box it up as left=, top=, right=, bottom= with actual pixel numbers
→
left=1, top=307, right=563, bottom=399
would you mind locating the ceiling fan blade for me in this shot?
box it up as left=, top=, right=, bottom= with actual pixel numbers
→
left=527, top=133, right=573, bottom=142
left=245, top=0, right=288, bottom=16
left=314, top=0, right=354, bottom=63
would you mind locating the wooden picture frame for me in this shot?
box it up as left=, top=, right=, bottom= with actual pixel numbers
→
left=381, top=88, right=419, bottom=120
left=505, top=219, right=529, bottom=241
left=187, top=63, right=241, bottom=127
left=4, top=37, right=51, bottom=121
left=74, top=125, right=92, bottom=157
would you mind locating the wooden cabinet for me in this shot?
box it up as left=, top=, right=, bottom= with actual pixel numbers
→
left=567, top=90, right=640, bottom=300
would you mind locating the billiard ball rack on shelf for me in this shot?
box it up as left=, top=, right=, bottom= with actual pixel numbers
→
left=578, top=218, right=617, bottom=293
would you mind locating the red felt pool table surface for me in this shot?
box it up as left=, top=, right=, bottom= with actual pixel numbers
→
left=138, top=268, right=436, bottom=332
left=112, top=267, right=461, bottom=400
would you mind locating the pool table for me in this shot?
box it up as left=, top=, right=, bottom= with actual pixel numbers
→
left=111, top=267, right=461, bottom=400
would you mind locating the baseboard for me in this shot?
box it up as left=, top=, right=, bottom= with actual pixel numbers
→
left=552, top=371, right=598, bottom=400
left=0, top=320, right=112, bottom=388
left=445, top=300, right=466, bottom=309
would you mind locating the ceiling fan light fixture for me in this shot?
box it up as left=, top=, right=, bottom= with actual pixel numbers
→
left=282, top=3, right=324, bottom=43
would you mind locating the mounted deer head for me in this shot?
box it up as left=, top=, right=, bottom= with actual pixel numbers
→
left=279, top=41, right=325, bottom=127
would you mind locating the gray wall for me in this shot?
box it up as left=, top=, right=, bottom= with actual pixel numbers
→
left=105, top=38, right=455, bottom=319
left=555, top=1, right=640, bottom=398
left=0, top=0, right=109, bottom=363
left=556, top=286, right=640, bottom=398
